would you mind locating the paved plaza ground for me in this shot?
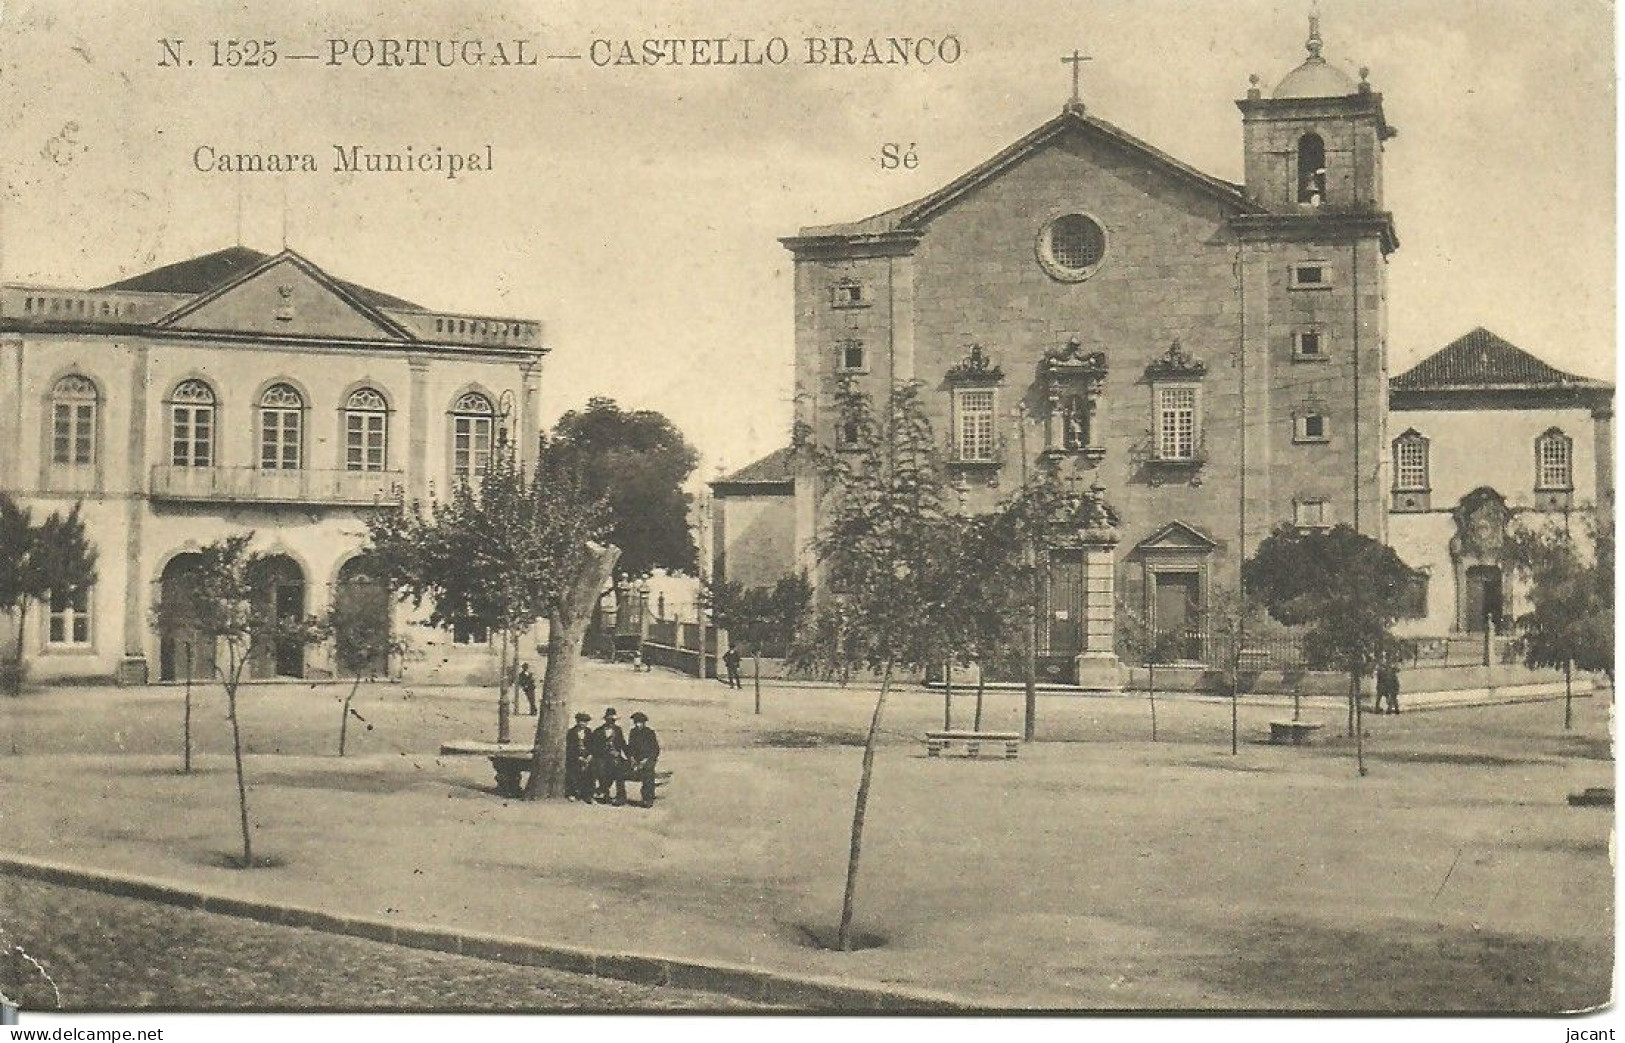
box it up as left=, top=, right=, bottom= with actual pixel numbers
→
left=0, top=662, right=1613, bottom=1011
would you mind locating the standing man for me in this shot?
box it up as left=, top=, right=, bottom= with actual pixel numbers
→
left=626, top=711, right=662, bottom=808
left=516, top=662, right=537, bottom=715
left=1376, top=658, right=1401, bottom=715
left=722, top=645, right=743, bottom=690
left=590, top=707, right=628, bottom=805
left=565, top=711, right=594, bottom=802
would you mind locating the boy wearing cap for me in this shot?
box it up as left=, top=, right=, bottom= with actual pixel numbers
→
left=627, top=712, right=662, bottom=807
left=565, top=712, right=595, bottom=802
left=590, top=708, right=629, bottom=805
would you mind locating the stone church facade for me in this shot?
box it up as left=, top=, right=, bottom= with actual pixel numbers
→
left=0, top=245, right=545, bottom=685
left=780, top=20, right=1396, bottom=685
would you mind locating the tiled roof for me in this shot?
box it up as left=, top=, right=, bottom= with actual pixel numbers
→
left=714, top=447, right=794, bottom=486
left=102, top=245, right=424, bottom=312
left=1393, top=328, right=1612, bottom=391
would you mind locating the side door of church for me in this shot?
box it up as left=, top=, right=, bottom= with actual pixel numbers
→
left=1045, top=550, right=1086, bottom=658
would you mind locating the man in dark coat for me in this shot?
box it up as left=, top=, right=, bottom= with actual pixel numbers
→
left=564, top=712, right=594, bottom=802
left=722, top=646, right=743, bottom=689
left=626, top=711, right=661, bottom=807
left=1375, top=661, right=1401, bottom=715
left=516, top=662, right=537, bottom=715
left=590, top=708, right=628, bottom=805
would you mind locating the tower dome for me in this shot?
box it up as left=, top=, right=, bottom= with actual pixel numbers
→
left=1273, top=14, right=1357, bottom=98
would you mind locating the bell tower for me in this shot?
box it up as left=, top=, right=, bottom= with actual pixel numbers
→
left=1229, top=14, right=1400, bottom=547
left=1237, top=14, right=1397, bottom=213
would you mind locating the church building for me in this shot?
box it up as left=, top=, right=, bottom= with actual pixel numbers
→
left=777, top=18, right=1397, bottom=685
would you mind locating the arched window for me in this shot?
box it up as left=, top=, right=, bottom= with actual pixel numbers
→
left=169, top=379, right=216, bottom=468
left=1393, top=430, right=1430, bottom=491
left=50, top=374, right=98, bottom=466
left=344, top=387, right=389, bottom=473
left=450, top=392, right=494, bottom=479
left=259, top=383, right=304, bottom=471
left=1535, top=429, right=1573, bottom=491
left=1297, top=133, right=1327, bottom=205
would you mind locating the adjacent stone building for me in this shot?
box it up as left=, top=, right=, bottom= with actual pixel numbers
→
left=779, top=19, right=1397, bottom=685
left=1388, top=328, right=1613, bottom=638
left=0, top=245, right=545, bottom=684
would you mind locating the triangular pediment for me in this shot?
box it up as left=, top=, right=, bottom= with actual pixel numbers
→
left=157, top=250, right=415, bottom=342
left=1135, top=520, right=1218, bottom=553
left=789, top=108, right=1261, bottom=244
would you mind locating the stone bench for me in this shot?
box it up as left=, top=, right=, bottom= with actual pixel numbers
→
left=923, top=731, right=1021, bottom=760
left=441, top=741, right=673, bottom=797
left=1267, top=720, right=1324, bottom=746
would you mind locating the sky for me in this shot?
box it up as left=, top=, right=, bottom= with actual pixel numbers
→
left=0, top=0, right=1614, bottom=481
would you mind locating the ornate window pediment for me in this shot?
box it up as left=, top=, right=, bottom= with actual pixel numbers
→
left=1144, top=339, right=1205, bottom=382
left=944, top=344, right=1004, bottom=386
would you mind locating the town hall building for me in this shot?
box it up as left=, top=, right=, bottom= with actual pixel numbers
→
left=774, top=18, right=1397, bottom=685
left=0, top=245, right=546, bottom=685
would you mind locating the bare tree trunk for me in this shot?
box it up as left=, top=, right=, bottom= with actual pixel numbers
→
left=1346, top=679, right=1355, bottom=738
left=496, top=630, right=512, bottom=743
left=839, top=658, right=893, bottom=952
left=339, top=673, right=362, bottom=756
left=182, top=642, right=193, bottom=774
left=526, top=543, right=620, bottom=801
left=1353, top=670, right=1367, bottom=777
left=10, top=603, right=26, bottom=695
left=1148, top=662, right=1158, bottom=743
left=973, top=667, right=985, bottom=732
left=224, top=649, right=253, bottom=868
left=1563, top=660, right=1574, bottom=731
left=943, top=659, right=953, bottom=731
left=752, top=652, right=762, bottom=715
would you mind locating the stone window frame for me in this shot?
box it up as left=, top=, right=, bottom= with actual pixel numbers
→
left=257, top=381, right=307, bottom=472
left=1293, top=496, right=1333, bottom=531
left=952, top=386, right=999, bottom=465
left=342, top=386, right=392, bottom=474
left=1288, top=261, right=1334, bottom=291
left=1292, top=408, right=1331, bottom=444
left=168, top=378, right=219, bottom=469
left=1534, top=427, right=1574, bottom=492
left=829, top=278, right=871, bottom=310
left=44, top=583, right=94, bottom=651
left=834, top=339, right=868, bottom=375
left=1292, top=327, right=1331, bottom=362
left=48, top=373, right=100, bottom=468
left=1153, top=383, right=1202, bottom=463
left=1392, top=430, right=1430, bottom=492
left=449, top=389, right=496, bottom=481
left=1036, top=211, right=1110, bottom=284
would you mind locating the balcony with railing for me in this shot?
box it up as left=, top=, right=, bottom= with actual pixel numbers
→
left=150, top=465, right=404, bottom=506
left=3, top=285, right=188, bottom=326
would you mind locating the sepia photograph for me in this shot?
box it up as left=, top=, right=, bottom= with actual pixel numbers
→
left=0, top=0, right=1614, bottom=1028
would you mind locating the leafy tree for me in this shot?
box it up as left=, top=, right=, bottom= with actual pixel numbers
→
left=0, top=496, right=97, bottom=695
left=1508, top=517, right=1614, bottom=729
left=707, top=573, right=811, bottom=714
left=1244, top=524, right=1415, bottom=776
left=366, top=442, right=616, bottom=800
left=800, top=379, right=961, bottom=951
left=550, top=397, right=700, bottom=592
left=367, top=446, right=566, bottom=744
left=155, top=534, right=323, bottom=868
